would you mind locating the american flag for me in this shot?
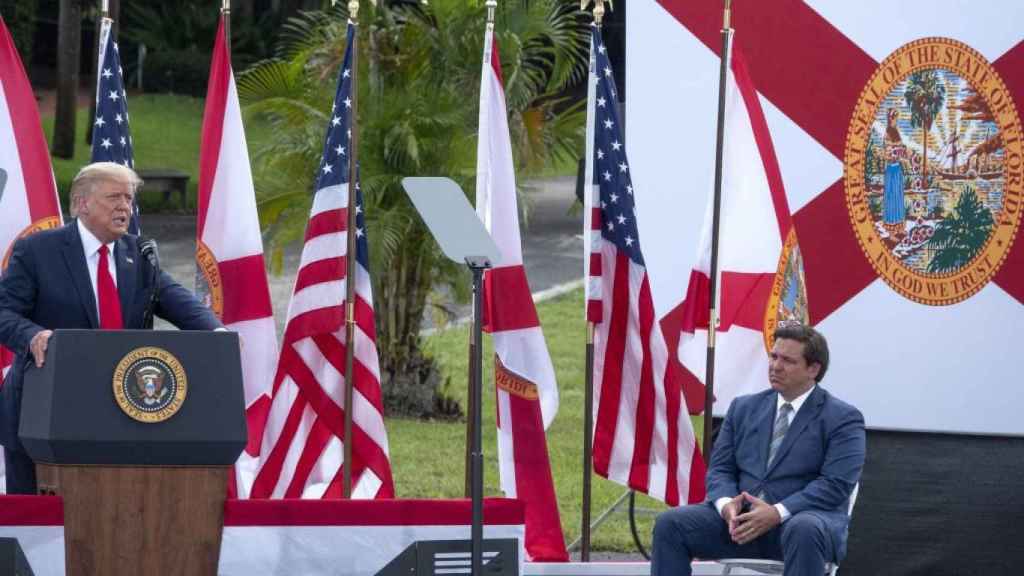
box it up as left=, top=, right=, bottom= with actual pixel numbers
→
left=91, top=17, right=139, bottom=234
left=251, top=22, right=394, bottom=499
left=584, top=26, right=705, bottom=506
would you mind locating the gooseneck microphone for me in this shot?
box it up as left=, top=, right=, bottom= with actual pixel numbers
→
left=139, top=237, right=160, bottom=329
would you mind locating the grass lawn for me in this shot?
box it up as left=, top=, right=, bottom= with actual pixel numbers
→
left=41, top=93, right=272, bottom=211
left=408, top=287, right=703, bottom=553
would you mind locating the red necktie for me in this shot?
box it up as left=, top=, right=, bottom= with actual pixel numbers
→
left=97, top=245, right=123, bottom=329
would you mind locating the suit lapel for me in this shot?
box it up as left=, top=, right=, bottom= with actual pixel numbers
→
left=766, top=386, right=825, bottom=477
left=755, top=393, right=777, bottom=476
left=115, top=238, right=137, bottom=328
left=62, top=222, right=99, bottom=328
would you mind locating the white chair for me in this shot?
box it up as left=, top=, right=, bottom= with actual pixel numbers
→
left=717, top=483, right=859, bottom=576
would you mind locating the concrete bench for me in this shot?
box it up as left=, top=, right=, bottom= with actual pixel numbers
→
left=136, top=168, right=190, bottom=210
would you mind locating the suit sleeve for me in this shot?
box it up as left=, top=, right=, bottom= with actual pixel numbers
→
left=706, top=398, right=741, bottom=503
left=0, top=237, right=46, bottom=354
left=154, top=270, right=223, bottom=331
left=779, top=405, right=865, bottom=515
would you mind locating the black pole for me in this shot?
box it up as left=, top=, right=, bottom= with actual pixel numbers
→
left=703, top=3, right=733, bottom=459
left=582, top=322, right=595, bottom=561
left=467, top=256, right=490, bottom=576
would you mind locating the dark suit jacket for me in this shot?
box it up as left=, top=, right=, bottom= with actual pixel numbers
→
left=0, top=221, right=222, bottom=451
left=706, top=386, right=865, bottom=561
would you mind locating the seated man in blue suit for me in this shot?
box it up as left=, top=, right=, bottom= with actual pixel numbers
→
left=652, top=324, right=865, bottom=576
left=0, top=162, right=223, bottom=494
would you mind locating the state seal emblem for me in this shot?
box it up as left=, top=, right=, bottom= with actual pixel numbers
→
left=112, top=347, right=188, bottom=423
left=844, top=37, right=1023, bottom=305
left=194, top=240, right=224, bottom=317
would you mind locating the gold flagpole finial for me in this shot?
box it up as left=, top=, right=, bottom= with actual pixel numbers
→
left=723, top=0, right=732, bottom=30
left=580, top=0, right=611, bottom=26
left=349, top=0, right=360, bottom=20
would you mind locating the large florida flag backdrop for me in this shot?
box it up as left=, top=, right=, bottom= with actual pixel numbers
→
left=196, top=16, right=278, bottom=498
left=0, top=15, right=63, bottom=493
left=628, top=1, right=1024, bottom=435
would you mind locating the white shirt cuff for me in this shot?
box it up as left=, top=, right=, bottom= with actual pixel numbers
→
left=714, top=497, right=732, bottom=516
left=774, top=503, right=791, bottom=522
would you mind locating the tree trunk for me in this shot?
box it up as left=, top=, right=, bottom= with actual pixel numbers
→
left=922, top=115, right=931, bottom=185
left=53, top=0, right=83, bottom=159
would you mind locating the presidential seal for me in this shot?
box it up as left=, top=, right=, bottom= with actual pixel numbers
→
left=1, top=217, right=62, bottom=272
left=112, top=347, right=188, bottom=423
left=844, top=37, right=1023, bottom=305
left=194, top=240, right=224, bottom=318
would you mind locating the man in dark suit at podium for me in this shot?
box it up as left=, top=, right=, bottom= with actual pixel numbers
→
left=0, top=162, right=222, bottom=494
left=651, top=324, right=865, bottom=576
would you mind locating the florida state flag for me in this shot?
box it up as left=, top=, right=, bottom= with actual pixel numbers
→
left=0, top=15, right=63, bottom=492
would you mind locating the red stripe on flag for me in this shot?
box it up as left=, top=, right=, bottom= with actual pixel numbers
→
left=508, top=394, right=568, bottom=561
left=731, top=50, right=793, bottom=238
left=293, top=257, right=346, bottom=294
left=592, top=252, right=631, bottom=476
left=657, top=0, right=876, bottom=159
left=250, top=395, right=309, bottom=498
left=0, top=19, right=59, bottom=222
left=628, top=276, right=657, bottom=493
left=794, top=180, right=877, bottom=323
left=284, top=416, right=333, bottom=498
left=196, top=17, right=230, bottom=235
left=484, top=265, right=540, bottom=333
left=219, top=254, right=274, bottom=324
left=311, top=332, right=382, bottom=408
left=688, top=442, right=707, bottom=503
left=658, top=303, right=705, bottom=414
left=679, top=270, right=710, bottom=333
left=720, top=271, right=774, bottom=332
left=305, top=208, right=348, bottom=241
left=590, top=207, right=603, bottom=230
left=489, top=30, right=505, bottom=87
left=282, top=306, right=345, bottom=344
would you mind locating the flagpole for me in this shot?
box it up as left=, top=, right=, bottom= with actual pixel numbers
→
left=340, top=0, right=360, bottom=499
left=87, top=0, right=112, bottom=145
left=222, top=0, right=231, bottom=51
left=580, top=0, right=606, bottom=563
left=703, top=0, right=733, bottom=459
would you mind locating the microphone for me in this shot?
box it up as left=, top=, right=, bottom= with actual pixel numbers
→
left=139, top=237, right=160, bottom=270
left=139, top=237, right=161, bottom=329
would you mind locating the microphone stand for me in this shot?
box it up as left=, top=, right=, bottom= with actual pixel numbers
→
left=141, top=239, right=160, bottom=329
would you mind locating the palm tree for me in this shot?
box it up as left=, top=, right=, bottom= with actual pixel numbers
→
left=904, top=70, right=946, bottom=184
left=238, top=0, right=588, bottom=416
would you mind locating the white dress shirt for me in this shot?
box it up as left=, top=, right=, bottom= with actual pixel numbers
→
left=715, top=385, right=817, bottom=523
left=77, top=219, right=118, bottom=320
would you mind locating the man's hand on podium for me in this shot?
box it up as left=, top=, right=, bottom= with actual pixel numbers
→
left=30, top=329, right=53, bottom=367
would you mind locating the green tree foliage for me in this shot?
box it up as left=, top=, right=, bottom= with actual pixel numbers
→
left=0, top=0, right=38, bottom=67
left=927, top=186, right=993, bottom=273
left=238, top=0, right=587, bottom=416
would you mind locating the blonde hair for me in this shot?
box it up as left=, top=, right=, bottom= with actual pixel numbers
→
left=69, top=162, right=143, bottom=217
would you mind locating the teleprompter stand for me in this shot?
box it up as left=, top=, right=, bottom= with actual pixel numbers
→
left=402, top=177, right=503, bottom=576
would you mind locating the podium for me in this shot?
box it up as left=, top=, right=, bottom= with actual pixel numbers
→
left=18, top=330, right=246, bottom=576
